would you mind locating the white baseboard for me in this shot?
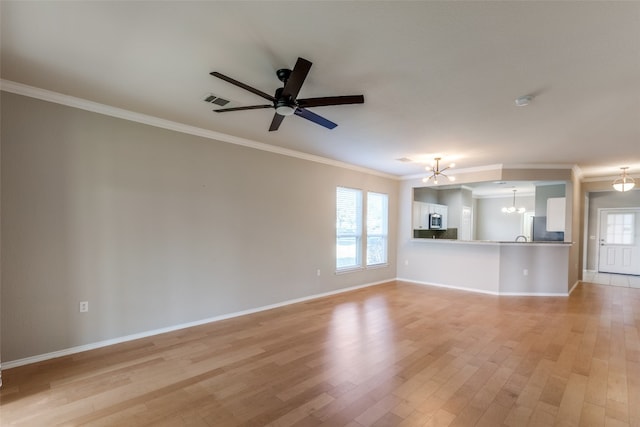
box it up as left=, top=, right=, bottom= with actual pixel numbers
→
left=569, top=280, right=581, bottom=295
left=499, top=291, right=569, bottom=297
left=398, top=278, right=570, bottom=297
left=2, top=279, right=392, bottom=370
left=397, top=278, right=500, bottom=296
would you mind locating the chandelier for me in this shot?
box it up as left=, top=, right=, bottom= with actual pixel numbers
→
left=612, top=167, right=635, bottom=192
left=502, top=189, right=526, bottom=214
left=422, top=157, right=455, bottom=184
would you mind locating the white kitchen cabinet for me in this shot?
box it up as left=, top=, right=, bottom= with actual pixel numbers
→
left=546, top=197, right=565, bottom=232
left=412, top=202, right=430, bottom=229
left=413, top=202, right=448, bottom=230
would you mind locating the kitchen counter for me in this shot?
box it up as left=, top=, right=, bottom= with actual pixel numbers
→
left=399, top=239, right=572, bottom=295
left=412, top=238, right=572, bottom=247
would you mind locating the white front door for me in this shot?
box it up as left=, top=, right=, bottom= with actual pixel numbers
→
left=598, top=209, right=640, bottom=275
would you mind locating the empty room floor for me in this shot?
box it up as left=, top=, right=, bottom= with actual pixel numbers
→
left=1, top=280, right=639, bottom=426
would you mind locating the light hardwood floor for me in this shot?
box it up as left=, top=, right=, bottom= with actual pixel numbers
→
left=1, top=281, right=639, bottom=427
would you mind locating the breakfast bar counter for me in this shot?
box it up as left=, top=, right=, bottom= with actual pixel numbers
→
left=398, top=239, right=573, bottom=296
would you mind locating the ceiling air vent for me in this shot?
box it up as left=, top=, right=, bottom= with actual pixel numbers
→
left=202, top=93, right=231, bottom=107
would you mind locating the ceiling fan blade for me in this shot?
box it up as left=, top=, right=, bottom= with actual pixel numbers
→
left=281, top=57, right=312, bottom=100
left=213, top=105, right=272, bottom=113
left=294, top=108, right=338, bottom=129
left=210, top=72, right=275, bottom=102
left=269, top=113, right=285, bottom=131
left=297, top=95, right=365, bottom=108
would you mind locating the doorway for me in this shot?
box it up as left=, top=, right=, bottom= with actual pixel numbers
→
left=460, top=206, right=472, bottom=241
left=522, top=211, right=534, bottom=242
left=598, top=208, right=640, bottom=275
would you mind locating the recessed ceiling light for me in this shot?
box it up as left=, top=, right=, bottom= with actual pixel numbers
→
left=515, top=95, right=533, bottom=107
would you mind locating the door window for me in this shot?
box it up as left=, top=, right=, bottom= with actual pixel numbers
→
left=605, top=213, right=634, bottom=245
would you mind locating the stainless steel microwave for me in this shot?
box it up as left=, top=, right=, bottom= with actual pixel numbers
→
left=429, top=213, right=443, bottom=229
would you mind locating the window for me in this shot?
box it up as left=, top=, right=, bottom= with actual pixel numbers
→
left=336, top=187, right=389, bottom=271
left=336, top=187, right=362, bottom=270
left=605, top=213, right=635, bottom=245
left=367, top=192, right=388, bottom=266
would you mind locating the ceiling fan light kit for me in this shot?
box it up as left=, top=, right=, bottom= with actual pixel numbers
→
left=612, top=167, right=636, bottom=192
left=275, top=104, right=296, bottom=116
left=209, top=57, right=364, bottom=131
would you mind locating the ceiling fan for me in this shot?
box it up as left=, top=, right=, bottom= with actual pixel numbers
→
left=210, top=57, right=364, bottom=131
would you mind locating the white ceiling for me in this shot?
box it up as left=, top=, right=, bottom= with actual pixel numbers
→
left=2, top=1, right=639, bottom=179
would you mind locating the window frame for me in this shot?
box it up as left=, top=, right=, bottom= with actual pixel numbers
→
left=336, top=186, right=363, bottom=272
left=335, top=186, right=389, bottom=273
left=366, top=191, right=389, bottom=267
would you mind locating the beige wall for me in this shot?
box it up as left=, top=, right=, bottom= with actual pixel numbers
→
left=0, top=92, right=399, bottom=362
left=0, top=91, right=2, bottom=385
left=502, top=168, right=572, bottom=182
left=568, top=170, right=583, bottom=290
left=475, top=195, right=535, bottom=241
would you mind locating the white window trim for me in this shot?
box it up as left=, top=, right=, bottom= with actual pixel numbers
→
left=366, top=191, right=389, bottom=267
left=336, top=187, right=389, bottom=273
left=336, top=186, right=363, bottom=272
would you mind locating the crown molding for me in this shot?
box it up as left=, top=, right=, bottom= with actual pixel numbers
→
left=534, top=181, right=568, bottom=187
left=502, top=163, right=575, bottom=170
left=582, top=173, right=640, bottom=183
left=402, top=162, right=578, bottom=182
left=474, top=191, right=535, bottom=199
left=0, top=79, right=398, bottom=180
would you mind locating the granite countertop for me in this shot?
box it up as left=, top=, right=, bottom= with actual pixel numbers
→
left=411, top=238, right=572, bottom=246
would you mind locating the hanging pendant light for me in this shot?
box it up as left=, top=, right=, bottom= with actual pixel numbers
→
left=422, top=157, right=455, bottom=184
left=502, top=189, right=526, bottom=214
left=612, top=167, right=636, bottom=192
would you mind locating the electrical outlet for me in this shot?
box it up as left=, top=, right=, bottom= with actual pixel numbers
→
left=404, top=260, right=409, bottom=266
left=523, top=269, right=528, bottom=276
left=316, top=269, right=321, bottom=277
left=79, top=301, right=89, bottom=313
